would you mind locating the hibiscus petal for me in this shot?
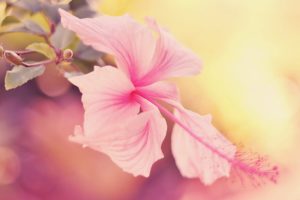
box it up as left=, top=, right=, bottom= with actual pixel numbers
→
left=170, top=103, right=236, bottom=185
left=59, top=9, right=155, bottom=81
left=69, top=66, right=140, bottom=136
left=70, top=110, right=167, bottom=177
left=135, top=18, right=202, bottom=85
left=136, top=81, right=180, bottom=102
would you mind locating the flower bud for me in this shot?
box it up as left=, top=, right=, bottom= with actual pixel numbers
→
left=63, top=49, right=73, bottom=60
left=4, top=51, right=23, bottom=65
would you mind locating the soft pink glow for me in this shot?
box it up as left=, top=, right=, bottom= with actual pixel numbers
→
left=59, top=9, right=278, bottom=185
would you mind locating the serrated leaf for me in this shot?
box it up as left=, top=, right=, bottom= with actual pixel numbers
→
left=5, top=65, right=45, bottom=90
left=26, top=42, right=56, bottom=59
left=50, top=24, right=75, bottom=49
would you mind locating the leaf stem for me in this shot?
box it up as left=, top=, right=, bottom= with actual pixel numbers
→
left=42, top=35, right=61, bottom=57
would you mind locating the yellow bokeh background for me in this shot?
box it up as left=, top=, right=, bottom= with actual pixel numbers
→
left=98, top=0, right=300, bottom=199
left=97, top=0, right=300, bottom=156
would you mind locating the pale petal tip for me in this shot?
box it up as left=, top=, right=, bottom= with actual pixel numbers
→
left=58, top=8, right=69, bottom=20
left=58, top=8, right=69, bottom=17
left=58, top=8, right=77, bottom=29
left=133, top=151, right=164, bottom=178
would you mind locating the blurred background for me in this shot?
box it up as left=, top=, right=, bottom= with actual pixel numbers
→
left=1, top=0, right=300, bottom=199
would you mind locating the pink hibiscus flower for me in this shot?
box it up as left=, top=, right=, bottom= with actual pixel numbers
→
left=59, top=9, right=278, bottom=185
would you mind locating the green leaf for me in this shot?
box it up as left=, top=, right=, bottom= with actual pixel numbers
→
left=5, top=65, right=45, bottom=90
left=23, top=20, right=46, bottom=35
left=1, top=20, right=46, bottom=35
left=26, top=43, right=56, bottom=59
left=1, top=15, right=20, bottom=26
left=50, top=24, right=75, bottom=49
left=8, top=3, right=32, bottom=18
left=0, top=2, right=7, bottom=25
